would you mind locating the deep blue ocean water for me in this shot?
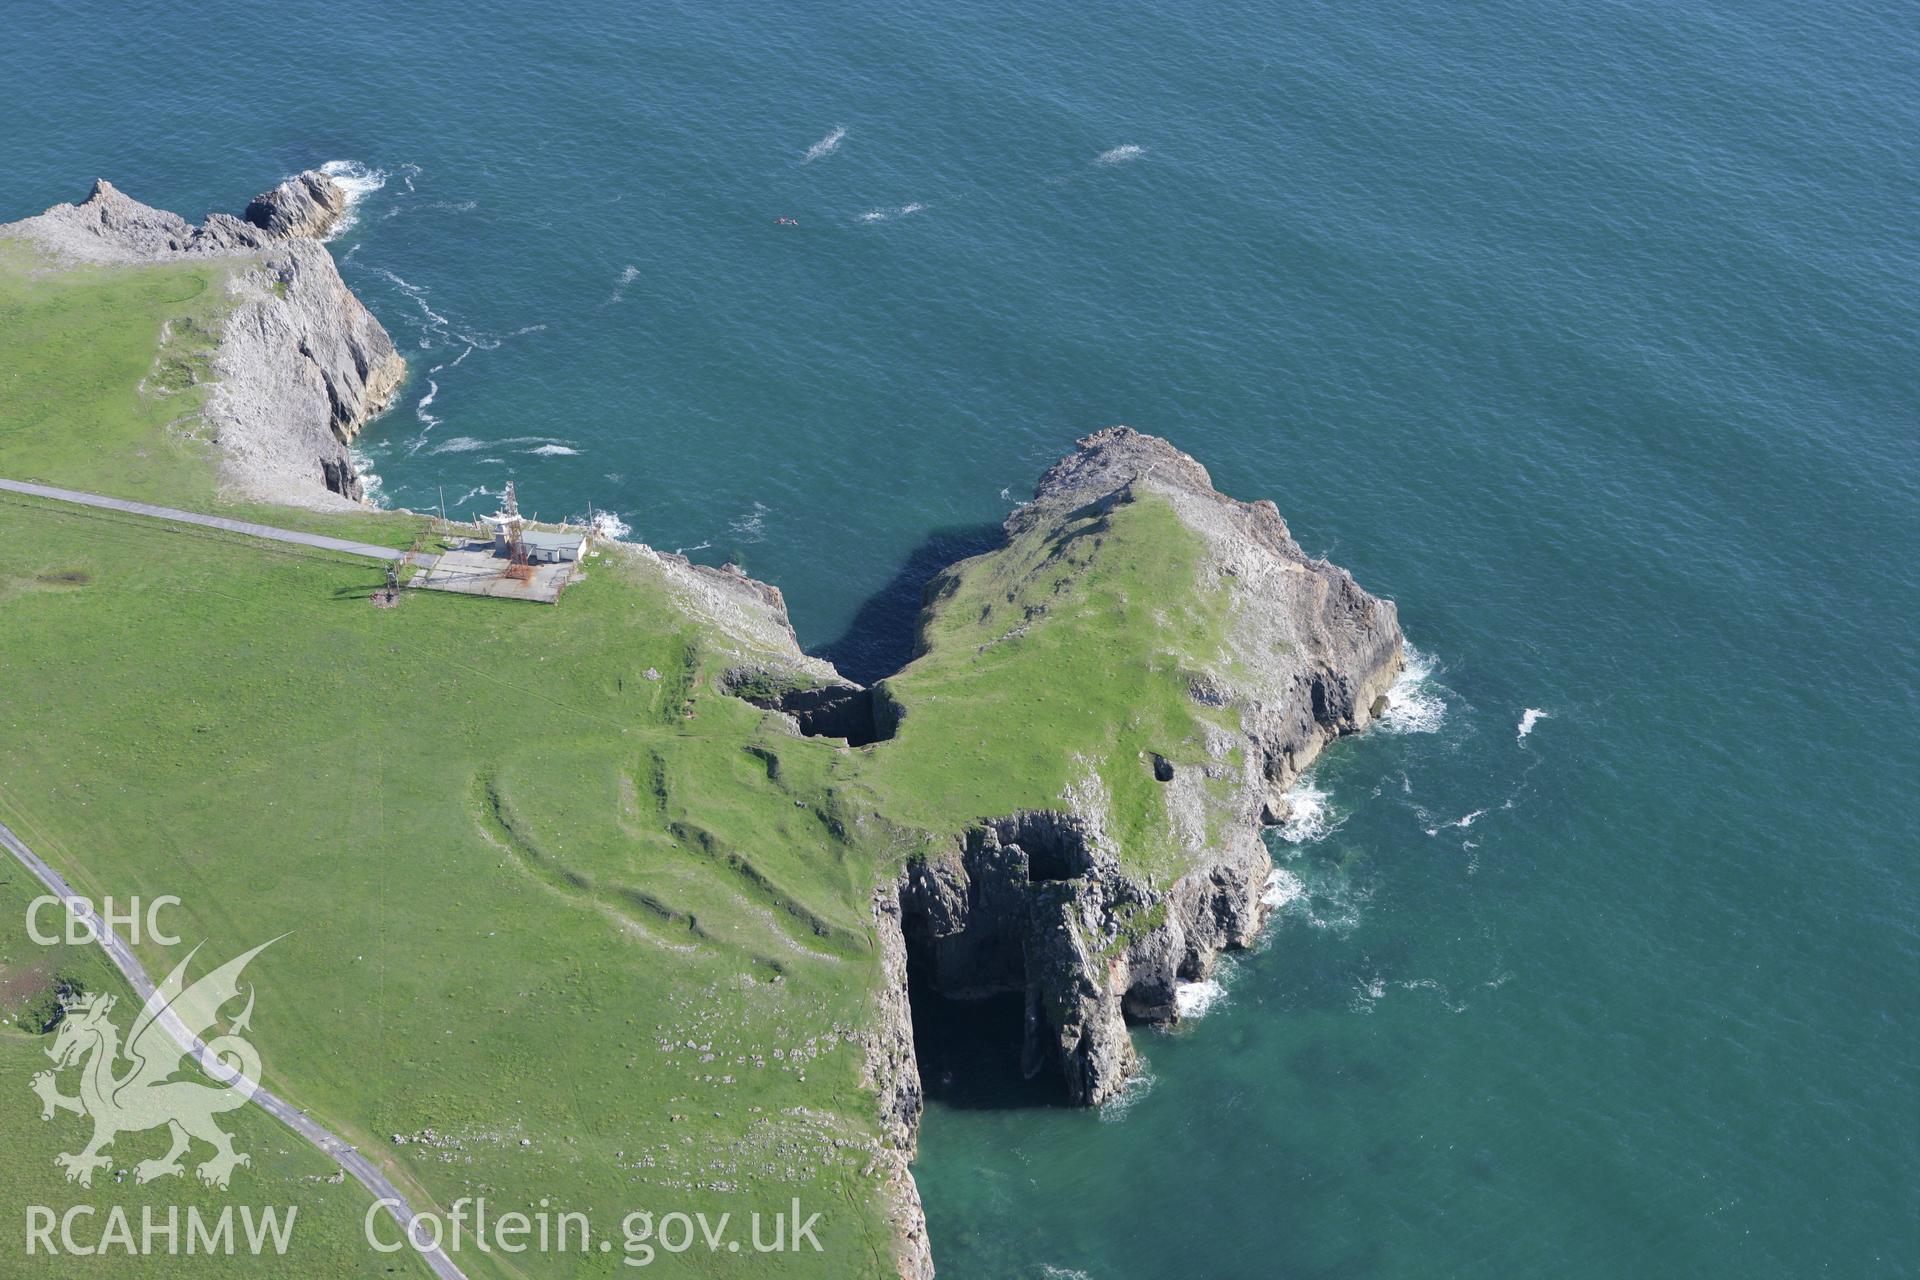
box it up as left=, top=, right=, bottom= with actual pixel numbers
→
left=7, top=1, right=1916, bottom=1275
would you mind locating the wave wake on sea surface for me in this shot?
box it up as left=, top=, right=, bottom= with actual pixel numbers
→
left=802, top=125, right=846, bottom=163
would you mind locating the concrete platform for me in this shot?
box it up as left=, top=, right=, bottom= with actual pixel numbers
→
left=412, top=540, right=578, bottom=603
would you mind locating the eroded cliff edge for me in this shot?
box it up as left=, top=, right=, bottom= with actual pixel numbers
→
left=0, top=173, right=404, bottom=507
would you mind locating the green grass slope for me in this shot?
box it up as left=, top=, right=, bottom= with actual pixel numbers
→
left=0, top=242, right=416, bottom=546
left=0, top=250, right=1250, bottom=1277
left=0, top=490, right=902, bottom=1277
left=846, top=488, right=1237, bottom=884
left=0, top=860, right=433, bottom=1277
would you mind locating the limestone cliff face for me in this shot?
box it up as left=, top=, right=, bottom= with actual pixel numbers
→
left=882, top=428, right=1404, bottom=1108
left=0, top=174, right=404, bottom=507
left=209, top=239, right=405, bottom=505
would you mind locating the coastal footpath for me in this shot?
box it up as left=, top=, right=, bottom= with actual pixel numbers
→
left=0, top=174, right=1401, bottom=1279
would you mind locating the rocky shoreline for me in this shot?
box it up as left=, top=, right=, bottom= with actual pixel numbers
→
left=0, top=172, right=405, bottom=508
left=696, top=428, right=1402, bottom=1276
left=852, top=430, right=1402, bottom=1274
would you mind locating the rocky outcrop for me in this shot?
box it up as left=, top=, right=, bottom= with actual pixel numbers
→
left=209, top=240, right=405, bottom=504
left=0, top=173, right=403, bottom=507
left=885, top=428, right=1404, bottom=1107
left=241, top=171, right=349, bottom=241
left=621, top=548, right=851, bottom=691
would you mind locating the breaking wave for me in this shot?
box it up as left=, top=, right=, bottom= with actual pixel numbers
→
left=1175, top=978, right=1226, bottom=1019
left=1096, top=144, right=1145, bottom=165
left=587, top=511, right=631, bottom=541
left=1275, top=779, right=1339, bottom=844
left=527, top=444, right=579, bottom=456
left=1262, top=866, right=1307, bottom=910
left=317, top=160, right=387, bottom=237
left=348, top=447, right=385, bottom=506
left=1518, top=707, right=1549, bottom=743
left=802, top=125, right=846, bottom=163
left=1378, top=643, right=1446, bottom=733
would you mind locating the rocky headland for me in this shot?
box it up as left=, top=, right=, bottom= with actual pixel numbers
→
left=702, top=427, right=1402, bottom=1276
left=0, top=172, right=404, bottom=507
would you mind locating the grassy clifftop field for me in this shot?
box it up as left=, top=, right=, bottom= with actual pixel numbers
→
left=0, top=250, right=1315, bottom=1276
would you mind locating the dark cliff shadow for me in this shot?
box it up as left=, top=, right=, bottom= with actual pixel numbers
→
left=811, top=522, right=1004, bottom=687
left=909, top=985, right=1068, bottom=1112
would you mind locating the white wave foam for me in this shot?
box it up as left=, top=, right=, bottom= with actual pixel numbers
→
left=1378, top=644, right=1446, bottom=734
left=368, top=267, right=451, bottom=347
left=587, top=511, right=631, bottom=541
left=606, top=265, right=640, bottom=305
left=1423, top=808, right=1486, bottom=837
left=1517, top=707, right=1548, bottom=743
left=1262, top=867, right=1306, bottom=910
left=856, top=202, right=927, bottom=225
left=431, top=434, right=570, bottom=455
left=1041, top=1267, right=1093, bottom=1280
left=1275, top=780, right=1337, bottom=844
left=317, top=160, right=387, bottom=238
left=527, top=444, right=579, bottom=456
left=1097, top=1063, right=1154, bottom=1122
left=729, top=501, right=769, bottom=542
left=348, top=447, right=385, bottom=507
left=1175, top=979, right=1225, bottom=1019
left=1096, top=144, right=1145, bottom=165
left=802, top=125, right=846, bottom=163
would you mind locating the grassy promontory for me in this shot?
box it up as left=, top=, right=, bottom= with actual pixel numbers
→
left=0, top=250, right=1300, bottom=1277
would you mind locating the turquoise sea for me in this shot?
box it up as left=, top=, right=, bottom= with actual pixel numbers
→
left=7, top=1, right=1916, bottom=1275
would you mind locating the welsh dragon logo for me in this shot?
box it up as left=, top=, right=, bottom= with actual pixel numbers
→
left=30, top=938, right=279, bottom=1190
